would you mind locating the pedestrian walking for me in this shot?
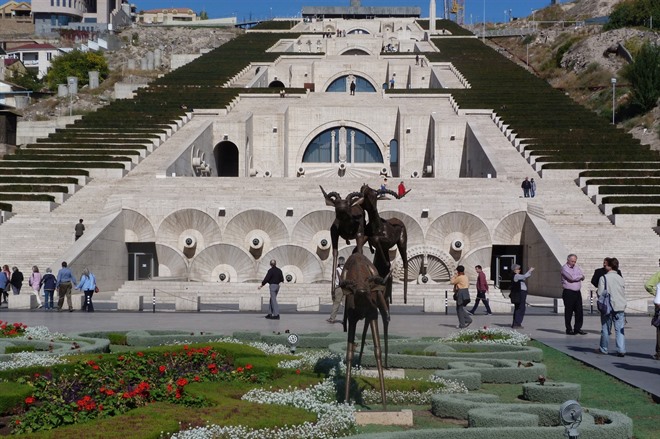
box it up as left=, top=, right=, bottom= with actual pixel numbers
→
left=28, top=266, right=43, bottom=308
left=76, top=268, right=96, bottom=312
left=258, top=259, right=284, bottom=320
left=596, top=258, right=626, bottom=357
left=644, top=258, right=660, bottom=360
left=561, top=254, right=586, bottom=335
left=9, top=266, right=23, bottom=295
left=40, top=268, right=57, bottom=310
left=468, top=265, right=492, bottom=315
left=56, top=261, right=77, bottom=312
left=397, top=181, right=407, bottom=197
left=450, top=265, right=472, bottom=329
left=0, top=265, right=9, bottom=303
left=75, top=219, right=85, bottom=241
left=327, top=256, right=345, bottom=323
left=521, top=177, right=531, bottom=197
left=510, top=265, right=534, bottom=329
left=530, top=178, right=537, bottom=197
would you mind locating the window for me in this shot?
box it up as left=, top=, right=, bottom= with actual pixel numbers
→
left=47, top=52, right=52, bottom=61
left=302, top=127, right=382, bottom=164
left=326, top=75, right=376, bottom=93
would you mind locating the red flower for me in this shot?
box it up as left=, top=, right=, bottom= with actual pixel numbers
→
left=167, top=384, right=173, bottom=393
left=159, top=365, right=166, bottom=373
left=122, top=392, right=131, bottom=399
left=176, top=378, right=188, bottom=387
left=25, top=396, right=35, bottom=405
left=193, top=375, right=200, bottom=382
left=236, top=366, right=244, bottom=373
left=183, top=345, right=189, bottom=350
left=15, top=420, right=20, bottom=425
left=136, top=352, right=144, bottom=357
left=246, top=364, right=253, bottom=370
left=118, top=355, right=125, bottom=361
left=33, top=373, right=40, bottom=378
left=295, top=369, right=301, bottom=375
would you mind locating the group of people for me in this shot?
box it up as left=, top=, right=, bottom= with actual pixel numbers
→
left=443, top=253, right=657, bottom=360
left=0, top=261, right=97, bottom=312
left=521, top=177, right=537, bottom=198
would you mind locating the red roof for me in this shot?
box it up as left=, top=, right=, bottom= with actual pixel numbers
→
left=4, top=58, right=21, bottom=67
left=8, top=43, right=59, bottom=52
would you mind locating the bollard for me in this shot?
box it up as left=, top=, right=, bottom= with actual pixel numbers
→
left=152, top=289, right=156, bottom=313
left=445, top=290, right=448, bottom=315
left=589, top=290, right=593, bottom=314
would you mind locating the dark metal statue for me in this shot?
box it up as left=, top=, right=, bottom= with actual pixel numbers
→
left=339, top=252, right=389, bottom=407
left=320, top=186, right=367, bottom=299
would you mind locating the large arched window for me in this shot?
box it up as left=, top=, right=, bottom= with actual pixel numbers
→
left=348, top=29, right=370, bottom=35
left=303, top=127, right=383, bottom=164
left=326, top=75, right=376, bottom=93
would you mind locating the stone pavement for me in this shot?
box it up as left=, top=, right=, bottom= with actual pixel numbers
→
left=1, top=301, right=658, bottom=402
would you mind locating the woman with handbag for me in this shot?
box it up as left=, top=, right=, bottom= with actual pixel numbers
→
left=450, top=265, right=472, bottom=329
left=76, top=268, right=97, bottom=312
left=596, top=258, right=626, bottom=357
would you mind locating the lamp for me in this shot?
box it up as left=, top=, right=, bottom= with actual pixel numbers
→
left=611, top=77, right=617, bottom=125
left=286, top=207, right=294, bottom=216
left=218, top=207, right=226, bottom=217
left=421, top=208, right=429, bottom=218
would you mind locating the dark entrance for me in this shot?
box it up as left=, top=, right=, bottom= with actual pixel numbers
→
left=127, top=243, right=158, bottom=280
left=268, top=80, right=285, bottom=88
left=214, top=141, right=239, bottom=177
left=491, top=245, right=523, bottom=290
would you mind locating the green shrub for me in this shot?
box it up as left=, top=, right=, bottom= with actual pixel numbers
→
left=107, top=333, right=128, bottom=345
left=4, top=345, right=37, bottom=354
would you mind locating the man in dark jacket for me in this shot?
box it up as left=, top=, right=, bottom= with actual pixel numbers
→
left=9, top=267, right=23, bottom=295
left=40, top=268, right=57, bottom=310
left=591, top=257, right=622, bottom=288
left=258, top=259, right=284, bottom=320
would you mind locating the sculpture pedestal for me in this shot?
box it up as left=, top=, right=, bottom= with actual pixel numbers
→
left=355, top=409, right=413, bottom=426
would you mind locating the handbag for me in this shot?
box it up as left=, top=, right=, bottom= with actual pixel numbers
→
left=596, top=276, right=613, bottom=315
left=94, top=286, right=99, bottom=293
left=652, top=308, right=660, bottom=328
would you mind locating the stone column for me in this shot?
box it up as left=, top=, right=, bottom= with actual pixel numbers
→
left=429, top=0, right=436, bottom=33
left=88, top=71, right=99, bottom=89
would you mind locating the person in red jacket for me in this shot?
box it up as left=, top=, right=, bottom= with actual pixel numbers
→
left=468, top=265, right=492, bottom=316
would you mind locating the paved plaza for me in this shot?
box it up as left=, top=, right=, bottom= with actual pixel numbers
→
left=2, top=297, right=658, bottom=403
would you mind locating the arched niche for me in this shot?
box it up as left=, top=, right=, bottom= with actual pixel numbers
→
left=427, top=211, right=491, bottom=258
left=223, top=209, right=289, bottom=256
left=256, top=245, right=324, bottom=284
left=379, top=210, right=424, bottom=247
left=123, top=209, right=155, bottom=242
left=214, top=141, right=239, bottom=177
left=156, top=209, right=222, bottom=255
left=493, top=211, right=526, bottom=245
left=268, top=80, right=285, bottom=88
left=189, top=243, right=256, bottom=282
left=155, top=244, right=187, bottom=278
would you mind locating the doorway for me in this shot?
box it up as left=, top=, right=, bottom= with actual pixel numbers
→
left=491, top=245, right=523, bottom=290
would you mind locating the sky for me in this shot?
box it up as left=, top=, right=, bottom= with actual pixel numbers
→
left=135, top=1, right=563, bottom=24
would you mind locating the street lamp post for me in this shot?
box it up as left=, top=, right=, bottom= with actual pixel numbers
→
left=68, top=77, right=75, bottom=117
left=611, top=77, right=617, bottom=125
left=482, top=0, right=485, bottom=42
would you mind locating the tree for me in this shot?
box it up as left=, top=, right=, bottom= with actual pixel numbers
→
left=199, top=10, right=208, bottom=20
left=10, top=71, right=43, bottom=92
left=605, top=0, right=660, bottom=30
left=622, top=42, right=660, bottom=112
left=44, top=50, right=109, bottom=91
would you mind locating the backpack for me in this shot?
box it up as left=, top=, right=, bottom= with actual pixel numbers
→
left=510, top=278, right=522, bottom=304
left=596, top=276, right=613, bottom=315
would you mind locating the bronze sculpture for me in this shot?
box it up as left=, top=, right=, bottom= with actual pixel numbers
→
left=339, top=252, right=388, bottom=406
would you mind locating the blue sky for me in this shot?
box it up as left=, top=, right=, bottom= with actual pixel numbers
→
left=135, top=1, right=561, bottom=24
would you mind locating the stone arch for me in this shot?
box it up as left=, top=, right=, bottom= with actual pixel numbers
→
left=459, top=247, right=493, bottom=280
left=156, top=209, right=222, bottom=255
left=123, top=209, right=155, bottom=242
left=427, top=211, right=491, bottom=259
left=223, top=209, right=289, bottom=258
left=155, top=244, right=187, bottom=278
left=322, top=70, right=379, bottom=94
left=292, top=210, right=335, bottom=254
left=214, top=141, right=239, bottom=177
left=257, top=245, right=324, bottom=284
left=493, top=211, right=526, bottom=245
left=347, top=28, right=370, bottom=35
left=295, top=120, right=387, bottom=166
left=339, top=47, right=372, bottom=55
left=393, top=245, right=456, bottom=283
left=189, top=243, right=256, bottom=282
